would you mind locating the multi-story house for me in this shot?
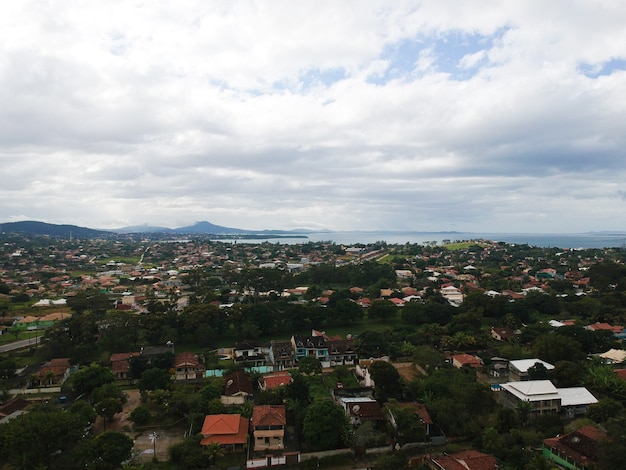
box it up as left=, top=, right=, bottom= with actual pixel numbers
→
left=290, top=335, right=329, bottom=367
left=173, top=352, right=205, bottom=381
left=251, top=405, right=286, bottom=452
left=508, top=358, right=554, bottom=381
left=268, top=340, right=295, bottom=370
left=327, top=338, right=358, bottom=366
left=233, top=340, right=269, bottom=368
left=499, top=380, right=598, bottom=420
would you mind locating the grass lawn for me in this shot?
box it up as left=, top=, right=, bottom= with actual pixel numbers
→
left=305, top=374, right=333, bottom=401
left=0, top=330, right=37, bottom=345
left=443, top=241, right=490, bottom=250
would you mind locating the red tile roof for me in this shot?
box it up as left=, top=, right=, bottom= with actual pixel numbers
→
left=451, top=354, right=482, bottom=368
left=251, top=405, right=286, bottom=428
left=431, top=450, right=498, bottom=470
left=173, top=351, right=203, bottom=369
left=263, top=372, right=292, bottom=389
left=200, top=414, right=249, bottom=446
left=543, top=425, right=606, bottom=466
left=37, top=358, right=70, bottom=379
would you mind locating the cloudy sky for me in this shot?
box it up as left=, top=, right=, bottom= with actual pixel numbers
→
left=1, top=1, right=626, bottom=233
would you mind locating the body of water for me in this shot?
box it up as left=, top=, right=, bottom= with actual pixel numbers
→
left=217, top=231, right=626, bottom=249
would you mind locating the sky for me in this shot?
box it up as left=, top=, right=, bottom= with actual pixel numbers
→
left=1, top=1, right=626, bottom=233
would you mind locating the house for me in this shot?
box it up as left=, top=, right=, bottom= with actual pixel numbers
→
left=542, top=425, right=606, bottom=470
left=490, top=326, right=517, bottom=342
left=558, top=387, right=599, bottom=419
left=440, top=285, right=464, bottom=306
left=508, top=358, right=554, bottom=381
left=200, top=414, right=249, bottom=451
left=268, top=340, right=295, bottom=370
left=290, top=334, right=329, bottom=367
left=36, top=358, right=71, bottom=386
left=337, top=397, right=384, bottom=426
left=499, top=380, right=598, bottom=420
left=173, top=352, right=205, bottom=380
left=234, top=340, right=269, bottom=367
left=110, top=352, right=140, bottom=380
left=251, top=405, right=286, bottom=452
left=222, top=371, right=254, bottom=405
left=387, top=402, right=446, bottom=446
left=597, top=348, right=626, bottom=366
left=260, top=371, right=292, bottom=390
left=327, top=338, right=359, bottom=366
left=451, top=354, right=482, bottom=369
left=499, top=380, right=561, bottom=417
left=585, top=322, right=626, bottom=339
left=427, top=449, right=498, bottom=470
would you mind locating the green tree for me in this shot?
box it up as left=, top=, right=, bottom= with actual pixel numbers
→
left=0, top=406, right=83, bottom=469
left=586, top=398, right=624, bottom=424
left=551, top=360, right=584, bottom=387
left=91, top=383, right=127, bottom=406
left=95, top=397, right=123, bottom=430
left=78, top=431, right=133, bottom=470
left=298, top=356, right=322, bottom=376
left=72, top=362, right=115, bottom=396
left=129, top=404, right=152, bottom=427
left=68, top=400, right=97, bottom=428
left=527, top=362, right=550, bottom=380
left=139, top=367, right=172, bottom=392
left=302, top=400, right=350, bottom=450
left=373, top=451, right=408, bottom=470
left=169, top=434, right=213, bottom=469
left=533, top=334, right=585, bottom=364
left=370, top=360, right=403, bottom=401
left=369, top=299, right=397, bottom=323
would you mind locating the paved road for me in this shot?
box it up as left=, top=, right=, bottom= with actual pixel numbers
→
left=0, top=336, right=41, bottom=353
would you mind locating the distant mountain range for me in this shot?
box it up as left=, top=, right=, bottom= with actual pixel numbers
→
left=0, top=220, right=311, bottom=238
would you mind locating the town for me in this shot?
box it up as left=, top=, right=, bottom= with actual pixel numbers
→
left=1, top=232, right=626, bottom=470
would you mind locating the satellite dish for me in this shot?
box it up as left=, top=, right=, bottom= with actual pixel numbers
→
left=352, top=405, right=360, bottom=412
left=226, top=379, right=234, bottom=387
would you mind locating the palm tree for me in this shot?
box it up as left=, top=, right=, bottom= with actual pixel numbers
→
left=204, top=442, right=224, bottom=465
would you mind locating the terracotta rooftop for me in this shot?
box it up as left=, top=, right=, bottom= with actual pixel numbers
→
left=251, top=405, right=286, bottom=428
left=200, top=414, right=249, bottom=446
left=431, top=449, right=498, bottom=470
left=263, top=372, right=292, bottom=389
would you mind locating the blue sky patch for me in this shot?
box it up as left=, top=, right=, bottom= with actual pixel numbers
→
left=578, top=58, right=626, bottom=78
left=369, top=28, right=507, bottom=84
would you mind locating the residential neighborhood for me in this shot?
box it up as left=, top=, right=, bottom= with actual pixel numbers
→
left=1, top=232, right=626, bottom=469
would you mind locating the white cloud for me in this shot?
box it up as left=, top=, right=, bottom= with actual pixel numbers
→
left=1, top=1, right=626, bottom=232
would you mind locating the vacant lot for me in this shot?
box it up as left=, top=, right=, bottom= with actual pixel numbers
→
left=93, top=389, right=185, bottom=462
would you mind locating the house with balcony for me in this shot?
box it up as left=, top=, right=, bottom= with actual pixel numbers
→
left=233, top=340, right=269, bottom=368
left=268, top=340, right=295, bottom=370
left=327, top=338, right=358, bottom=366
left=498, top=380, right=597, bottom=420
left=173, top=352, right=205, bottom=381
left=291, top=334, right=329, bottom=367
left=251, top=405, right=286, bottom=452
